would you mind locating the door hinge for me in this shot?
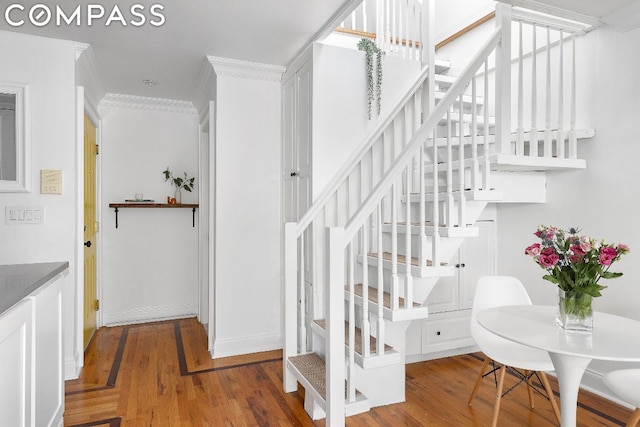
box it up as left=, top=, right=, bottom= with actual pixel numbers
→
left=94, top=299, right=100, bottom=311
left=95, top=144, right=99, bottom=155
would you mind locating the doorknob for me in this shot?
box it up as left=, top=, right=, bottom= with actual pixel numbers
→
left=290, top=171, right=299, bottom=177
left=84, top=240, right=92, bottom=247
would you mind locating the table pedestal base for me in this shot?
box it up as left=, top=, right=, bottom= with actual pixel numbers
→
left=549, top=352, right=592, bottom=427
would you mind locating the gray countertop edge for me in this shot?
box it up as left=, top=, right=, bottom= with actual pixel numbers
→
left=0, top=261, right=69, bottom=316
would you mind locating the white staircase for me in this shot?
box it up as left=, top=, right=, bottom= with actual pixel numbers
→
left=284, top=2, right=594, bottom=425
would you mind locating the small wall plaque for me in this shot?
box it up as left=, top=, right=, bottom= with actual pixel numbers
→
left=41, top=169, right=62, bottom=194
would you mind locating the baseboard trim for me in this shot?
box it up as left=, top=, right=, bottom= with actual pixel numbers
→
left=64, top=350, right=82, bottom=380
left=103, top=304, right=198, bottom=326
left=211, top=332, right=282, bottom=359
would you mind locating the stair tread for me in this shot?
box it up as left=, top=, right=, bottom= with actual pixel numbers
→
left=288, top=353, right=365, bottom=401
left=367, top=251, right=446, bottom=267
left=349, top=283, right=421, bottom=309
left=314, top=319, right=393, bottom=354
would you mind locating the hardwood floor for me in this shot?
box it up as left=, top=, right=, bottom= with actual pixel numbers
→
left=65, top=318, right=632, bottom=426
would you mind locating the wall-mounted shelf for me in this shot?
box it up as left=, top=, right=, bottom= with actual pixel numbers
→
left=108, top=203, right=199, bottom=228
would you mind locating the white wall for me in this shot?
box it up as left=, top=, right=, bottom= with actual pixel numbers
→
left=496, top=25, right=640, bottom=388
left=211, top=65, right=283, bottom=357
left=312, top=42, right=421, bottom=197
left=99, top=101, right=200, bottom=325
left=0, top=31, right=79, bottom=377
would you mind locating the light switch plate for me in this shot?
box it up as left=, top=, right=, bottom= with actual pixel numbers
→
left=41, top=170, right=62, bottom=194
left=5, top=207, right=44, bottom=224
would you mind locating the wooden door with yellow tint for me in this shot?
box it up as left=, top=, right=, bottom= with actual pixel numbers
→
left=84, top=114, right=98, bottom=348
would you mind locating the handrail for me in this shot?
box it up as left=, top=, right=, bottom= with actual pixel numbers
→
left=295, top=64, right=431, bottom=236
left=435, top=11, right=495, bottom=51
left=344, top=26, right=502, bottom=242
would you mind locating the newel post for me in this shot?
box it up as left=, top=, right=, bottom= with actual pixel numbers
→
left=283, top=222, right=298, bottom=392
left=326, top=227, right=346, bottom=426
left=495, top=3, right=512, bottom=154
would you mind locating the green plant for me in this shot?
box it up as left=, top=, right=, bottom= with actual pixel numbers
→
left=357, top=38, right=384, bottom=120
left=163, top=167, right=195, bottom=192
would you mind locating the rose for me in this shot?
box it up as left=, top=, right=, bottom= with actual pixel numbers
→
left=618, top=243, right=630, bottom=254
left=570, top=245, right=586, bottom=256
left=539, top=247, right=559, bottom=268
left=599, top=246, right=618, bottom=266
left=525, top=243, right=541, bottom=257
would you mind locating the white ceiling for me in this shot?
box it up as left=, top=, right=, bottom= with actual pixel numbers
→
left=1, top=0, right=639, bottom=103
left=0, top=0, right=346, bottom=102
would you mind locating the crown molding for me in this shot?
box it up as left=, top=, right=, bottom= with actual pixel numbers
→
left=207, top=56, right=285, bottom=82
left=100, top=93, right=198, bottom=114
left=75, top=42, right=90, bottom=60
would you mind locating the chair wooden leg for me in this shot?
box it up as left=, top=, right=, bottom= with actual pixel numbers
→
left=539, top=371, right=561, bottom=424
left=469, top=356, right=492, bottom=406
left=491, top=365, right=507, bottom=427
left=627, top=408, right=640, bottom=427
left=525, top=370, right=535, bottom=408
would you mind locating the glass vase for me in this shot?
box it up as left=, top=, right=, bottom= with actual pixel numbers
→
left=557, top=289, right=593, bottom=332
left=174, top=188, right=182, bottom=204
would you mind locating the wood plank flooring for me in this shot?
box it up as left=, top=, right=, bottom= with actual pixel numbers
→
left=65, top=317, right=633, bottom=426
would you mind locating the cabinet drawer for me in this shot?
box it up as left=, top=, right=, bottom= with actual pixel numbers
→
left=422, top=316, right=474, bottom=353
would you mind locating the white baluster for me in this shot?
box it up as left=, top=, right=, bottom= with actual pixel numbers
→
left=458, top=96, right=466, bottom=229
left=569, top=34, right=577, bottom=158
left=351, top=7, right=356, bottom=30
left=483, top=60, right=491, bottom=191
left=376, top=204, right=385, bottom=355
left=299, top=233, right=307, bottom=352
left=557, top=31, right=565, bottom=158
left=376, top=0, right=382, bottom=48
left=347, top=242, right=356, bottom=402
left=446, top=107, right=455, bottom=226
left=418, top=144, right=427, bottom=268
left=531, top=23, right=538, bottom=157
left=471, top=76, right=479, bottom=193
left=516, top=20, right=524, bottom=155
left=404, top=164, right=413, bottom=308
left=363, top=0, right=368, bottom=33
left=390, top=183, right=399, bottom=310
left=392, top=0, right=397, bottom=52
left=432, top=127, right=440, bottom=267
left=544, top=26, right=552, bottom=158
left=361, top=218, right=370, bottom=358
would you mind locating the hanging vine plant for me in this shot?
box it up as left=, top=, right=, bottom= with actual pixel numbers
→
left=357, top=38, right=384, bottom=120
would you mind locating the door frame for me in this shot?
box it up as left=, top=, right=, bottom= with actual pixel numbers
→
left=74, top=86, right=102, bottom=376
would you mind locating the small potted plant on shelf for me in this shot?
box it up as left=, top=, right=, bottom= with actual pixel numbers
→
left=163, top=167, right=195, bottom=204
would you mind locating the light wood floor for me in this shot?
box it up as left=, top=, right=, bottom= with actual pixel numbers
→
left=65, top=317, right=632, bottom=426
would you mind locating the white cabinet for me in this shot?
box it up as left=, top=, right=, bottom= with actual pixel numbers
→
left=0, top=299, right=34, bottom=427
left=407, top=221, right=495, bottom=358
left=0, top=267, right=65, bottom=427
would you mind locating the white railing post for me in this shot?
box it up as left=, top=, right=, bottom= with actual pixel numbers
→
left=495, top=3, right=512, bottom=154
left=326, top=227, right=346, bottom=427
left=284, top=222, right=298, bottom=392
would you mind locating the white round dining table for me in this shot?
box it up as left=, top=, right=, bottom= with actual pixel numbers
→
left=477, top=305, right=640, bottom=427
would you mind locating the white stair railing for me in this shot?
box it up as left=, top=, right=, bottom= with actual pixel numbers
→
left=339, top=0, right=424, bottom=62
left=285, top=3, right=591, bottom=425
left=496, top=6, right=590, bottom=157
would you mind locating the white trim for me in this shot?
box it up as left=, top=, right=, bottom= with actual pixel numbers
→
left=102, top=304, right=198, bottom=326
left=192, top=59, right=216, bottom=122
left=0, top=82, right=30, bottom=192
left=496, top=0, right=600, bottom=28
left=75, top=44, right=105, bottom=111
left=207, top=56, right=285, bottom=82
left=74, top=87, right=85, bottom=380
left=211, top=332, right=282, bottom=359
left=99, top=93, right=198, bottom=114
left=64, top=350, right=83, bottom=380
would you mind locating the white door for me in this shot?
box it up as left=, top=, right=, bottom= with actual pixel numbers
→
left=283, top=60, right=312, bottom=222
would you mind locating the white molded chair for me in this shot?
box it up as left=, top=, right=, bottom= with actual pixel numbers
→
left=468, top=275, right=561, bottom=426
left=604, top=369, right=640, bottom=426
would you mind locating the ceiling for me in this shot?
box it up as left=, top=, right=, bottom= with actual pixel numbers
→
left=0, top=0, right=346, bottom=102
left=1, top=0, right=639, bottom=104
